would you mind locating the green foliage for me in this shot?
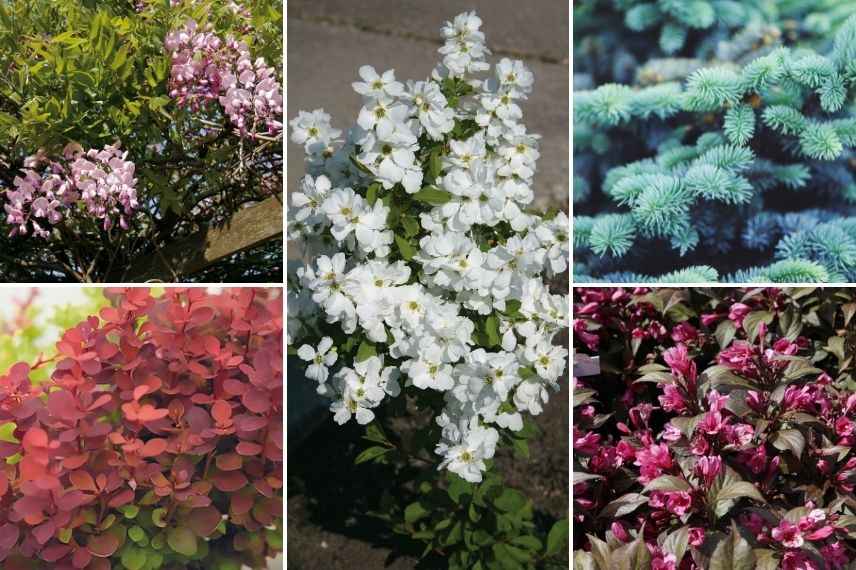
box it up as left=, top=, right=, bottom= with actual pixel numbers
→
left=0, top=0, right=283, bottom=282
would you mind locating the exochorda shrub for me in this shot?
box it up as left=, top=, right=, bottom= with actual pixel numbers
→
left=288, top=11, right=569, bottom=569
left=573, top=14, right=856, bottom=283
left=573, top=286, right=856, bottom=569
left=0, top=287, right=283, bottom=570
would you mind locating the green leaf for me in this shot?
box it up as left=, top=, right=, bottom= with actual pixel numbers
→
left=354, top=445, right=390, bottom=465
left=661, top=525, right=690, bottom=563
left=743, top=311, right=774, bottom=344
left=484, top=315, right=500, bottom=347
left=120, top=545, right=147, bottom=570
left=355, top=340, right=377, bottom=363
left=404, top=501, right=429, bottom=524
left=151, top=508, right=167, bottom=528
left=411, top=186, right=452, bottom=205
left=401, top=216, right=420, bottom=238
left=395, top=235, right=416, bottom=261
left=715, top=319, right=737, bottom=349
left=598, top=493, right=648, bottom=519
left=366, top=183, right=380, bottom=205
left=121, top=505, right=140, bottom=519
left=447, top=475, right=473, bottom=504
left=771, top=428, right=805, bottom=458
left=716, top=481, right=766, bottom=506
left=710, top=521, right=755, bottom=570
left=166, top=527, right=197, bottom=556
left=511, top=534, right=542, bottom=552
left=494, top=488, right=527, bottom=512
left=128, top=526, right=145, bottom=543
left=643, top=475, right=691, bottom=493
left=545, top=519, right=569, bottom=556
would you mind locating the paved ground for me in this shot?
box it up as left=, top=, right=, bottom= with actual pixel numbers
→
left=286, top=0, right=569, bottom=210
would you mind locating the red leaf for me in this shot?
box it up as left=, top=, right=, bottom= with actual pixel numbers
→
left=22, top=427, right=48, bottom=450
left=0, top=472, right=7, bottom=497
left=0, top=523, right=19, bottom=550
left=190, top=307, right=215, bottom=326
left=140, top=438, right=168, bottom=458
left=87, top=394, right=113, bottom=411
left=62, top=453, right=90, bottom=470
left=87, top=532, right=120, bottom=557
left=32, top=520, right=55, bottom=545
left=230, top=493, right=253, bottom=516
left=72, top=546, right=92, bottom=568
left=212, top=469, right=248, bottom=492
left=215, top=453, right=242, bottom=471
left=57, top=490, right=93, bottom=511
left=211, top=400, right=232, bottom=424
left=241, top=388, right=270, bottom=414
left=40, top=543, right=71, bottom=562
left=187, top=506, right=221, bottom=537
left=234, top=414, right=267, bottom=432
left=203, top=336, right=220, bottom=356
left=236, top=441, right=263, bottom=456
left=137, top=405, right=169, bottom=422
left=69, top=470, right=97, bottom=493
left=107, top=488, right=134, bottom=508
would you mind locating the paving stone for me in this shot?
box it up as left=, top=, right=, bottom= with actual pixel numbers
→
left=287, top=0, right=568, bottom=63
left=286, top=18, right=569, bottom=209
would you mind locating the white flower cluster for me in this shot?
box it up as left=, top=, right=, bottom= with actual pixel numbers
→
left=288, top=12, right=569, bottom=484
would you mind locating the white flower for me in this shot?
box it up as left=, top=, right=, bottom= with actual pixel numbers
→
left=489, top=58, right=534, bottom=99
left=524, top=341, right=568, bottom=384
left=405, top=80, right=455, bottom=140
left=353, top=65, right=405, bottom=100
left=297, top=336, right=338, bottom=385
left=289, top=109, right=342, bottom=153
left=358, top=130, right=424, bottom=193
left=437, top=421, right=499, bottom=483
left=291, top=174, right=332, bottom=222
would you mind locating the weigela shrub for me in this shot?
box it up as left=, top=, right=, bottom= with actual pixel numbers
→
left=0, top=287, right=283, bottom=570
left=288, top=10, right=569, bottom=569
left=573, top=286, right=856, bottom=569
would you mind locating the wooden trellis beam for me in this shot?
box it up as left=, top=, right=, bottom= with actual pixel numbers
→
left=116, top=194, right=283, bottom=282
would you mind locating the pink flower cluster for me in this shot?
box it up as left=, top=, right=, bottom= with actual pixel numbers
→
left=573, top=287, right=856, bottom=569
left=165, top=20, right=283, bottom=139
left=5, top=143, right=138, bottom=239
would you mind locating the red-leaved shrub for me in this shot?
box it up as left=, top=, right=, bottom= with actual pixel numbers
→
left=0, top=287, right=283, bottom=570
left=573, top=287, right=856, bottom=570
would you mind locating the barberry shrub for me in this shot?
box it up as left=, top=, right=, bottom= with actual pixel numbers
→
left=288, top=10, right=569, bottom=570
left=573, top=8, right=856, bottom=282
left=0, top=0, right=282, bottom=282
left=574, top=286, right=856, bottom=569
left=0, top=287, right=283, bottom=570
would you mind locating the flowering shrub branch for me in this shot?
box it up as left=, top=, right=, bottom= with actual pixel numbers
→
left=0, top=287, right=283, bottom=570
left=288, top=10, right=569, bottom=569
left=574, top=287, right=856, bottom=569
left=0, top=0, right=282, bottom=282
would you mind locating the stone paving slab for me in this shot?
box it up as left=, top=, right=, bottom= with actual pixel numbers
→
left=286, top=15, right=569, bottom=209
left=288, top=0, right=569, bottom=63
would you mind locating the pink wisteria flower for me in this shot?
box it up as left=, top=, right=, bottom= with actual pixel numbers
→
left=165, top=19, right=283, bottom=139
left=5, top=143, right=138, bottom=238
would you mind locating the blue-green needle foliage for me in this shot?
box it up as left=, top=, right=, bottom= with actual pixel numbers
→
left=574, top=14, right=856, bottom=282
